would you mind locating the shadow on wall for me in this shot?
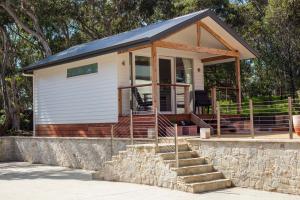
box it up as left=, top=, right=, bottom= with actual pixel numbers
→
left=0, top=137, right=133, bottom=171
left=0, top=162, right=92, bottom=181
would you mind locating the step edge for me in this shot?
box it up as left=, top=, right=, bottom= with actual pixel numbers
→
left=186, top=178, right=231, bottom=186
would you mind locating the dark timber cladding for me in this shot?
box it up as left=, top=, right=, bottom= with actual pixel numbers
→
left=24, top=9, right=258, bottom=72
left=36, top=123, right=114, bottom=137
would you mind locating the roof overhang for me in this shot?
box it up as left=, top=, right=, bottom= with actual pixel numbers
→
left=24, top=9, right=258, bottom=73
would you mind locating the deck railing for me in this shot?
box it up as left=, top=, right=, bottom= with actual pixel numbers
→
left=118, top=83, right=190, bottom=116
left=211, top=86, right=239, bottom=114
left=203, top=97, right=299, bottom=139
left=109, top=108, right=180, bottom=167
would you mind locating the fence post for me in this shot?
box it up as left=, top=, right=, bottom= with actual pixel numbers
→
left=211, top=87, right=217, bottom=114
left=174, top=124, right=179, bottom=168
left=249, top=99, right=255, bottom=138
left=184, top=85, right=190, bottom=114
left=118, top=88, right=122, bottom=116
left=155, top=108, right=158, bottom=148
left=217, top=101, right=221, bottom=137
left=110, top=125, right=114, bottom=159
left=288, top=97, right=293, bottom=139
left=130, top=109, right=134, bottom=145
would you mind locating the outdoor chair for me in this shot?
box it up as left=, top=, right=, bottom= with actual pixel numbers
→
left=132, top=88, right=152, bottom=111
left=194, top=90, right=212, bottom=114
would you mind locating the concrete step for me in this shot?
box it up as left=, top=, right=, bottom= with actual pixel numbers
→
left=174, top=164, right=214, bottom=176
left=159, top=151, right=198, bottom=160
left=165, top=157, right=206, bottom=168
left=187, top=179, right=231, bottom=193
left=178, top=172, right=224, bottom=183
left=157, top=144, right=190, bottom=153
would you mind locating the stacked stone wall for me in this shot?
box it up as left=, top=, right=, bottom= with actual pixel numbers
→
left=188, top=138, right=300, bottom=195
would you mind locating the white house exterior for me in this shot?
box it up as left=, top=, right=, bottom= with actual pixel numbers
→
left=25, top=9, right=257, bottom=137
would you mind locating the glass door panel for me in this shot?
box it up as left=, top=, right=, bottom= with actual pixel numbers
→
left=159, top=58, right=173, bottom=112
left=175, top=58, right=193, bottom=113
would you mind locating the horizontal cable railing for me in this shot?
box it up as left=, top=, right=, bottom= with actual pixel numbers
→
left=211, top=97, right=298, bottom=139
left=109, top=108, right=180, bottom=167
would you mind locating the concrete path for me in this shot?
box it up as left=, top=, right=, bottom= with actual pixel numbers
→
left=0, top=162, right=299, bottom=200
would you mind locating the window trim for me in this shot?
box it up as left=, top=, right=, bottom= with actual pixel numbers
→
left=66, top=63, right=98, bottom=78
left=133, top=55, right=152, bottom=83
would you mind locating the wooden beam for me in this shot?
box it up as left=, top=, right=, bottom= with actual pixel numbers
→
left=211, top=86, right=217, bottom=114
left=201, top=55, right=233, bottom=63
left=154, top=40, right=239, bottom=57
left=235, top=56, right=242, bottom=113
left=118, top=44, right=151, bottom=54
left=184, top=85, right=190, bottom=114
left=196, top=22, right=201, bottom=47
left=118, top=88, right=122, bottom=116
left=199, top=21, right=235, bottom=51
left=151, top=44, right=158, bottom=111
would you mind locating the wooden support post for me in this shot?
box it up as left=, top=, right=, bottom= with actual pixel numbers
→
left=174, top=124, right=179, bottom=168
left=155, top=108, right=158, bottom=148
left=130, top=109, right=134, bottom=145
left=235, top=56, right=242, bottom=113
left=184, top=86, right=190, bottom=114
left=118, top=88, right=122, bottom=116
left=211, top=87, right=217, bottom=114
left=110, top=125, right=114, bottom=159
left=217, top=102, right=221, bottom=137
left=196, top=22, right=201, bottom=47
left=151, top=45, right=158, bottom=111
left=129, top=52, right=134, bottom=111
left=249, top=99, right=255, bottom=138
left=288, top=97, right=293, bottom=139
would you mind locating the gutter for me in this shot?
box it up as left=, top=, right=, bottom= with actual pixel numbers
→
left=22, top=73, right=34, bottom=77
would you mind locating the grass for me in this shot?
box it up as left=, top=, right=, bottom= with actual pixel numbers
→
left=218, top=96, right=299, bottom=116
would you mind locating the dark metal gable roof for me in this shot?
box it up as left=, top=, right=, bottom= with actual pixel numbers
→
left=24, top=9, right=258, bottom=72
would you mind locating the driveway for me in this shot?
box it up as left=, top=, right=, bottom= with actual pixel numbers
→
left=0, top=162, right=299, bottom=200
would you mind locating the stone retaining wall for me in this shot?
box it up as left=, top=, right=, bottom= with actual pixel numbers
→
left=0, top=137, right=16, bottom=161
left=0, top=137, right=150, bottom=170
left=96, top=144, right=177, bottom=189
left=188, top=138, right=300, bottom=195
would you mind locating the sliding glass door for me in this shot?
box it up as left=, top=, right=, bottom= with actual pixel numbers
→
left=175, top=58, right=193, bottom=113
left=158, top=58, right=174, bottom=113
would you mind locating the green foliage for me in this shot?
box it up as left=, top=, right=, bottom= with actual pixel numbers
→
left=0, top=0, right=299, bottom=134
left=0, top=110, right=6, bottom=126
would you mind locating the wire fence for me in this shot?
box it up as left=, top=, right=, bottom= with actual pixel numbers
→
left=206, top=97, right=300, bottom=139
left=108, top=109, right=180, bottom=167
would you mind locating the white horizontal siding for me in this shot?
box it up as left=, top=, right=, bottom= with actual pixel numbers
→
left=34, top=53, right=118, bottom=124
left=117, top=53, right=131, bottom=114
left=193, top=59, right=204, bottom=90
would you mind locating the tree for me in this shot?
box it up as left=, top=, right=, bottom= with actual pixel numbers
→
left=0, top=0, right=52, bottom=56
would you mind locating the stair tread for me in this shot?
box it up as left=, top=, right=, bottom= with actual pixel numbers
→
left=187, top=178, right=231, bottom=186
left=158, top=150, right=197, bottom=155
left=179, top=171, right=222, bottom=178
left=173, top=164, right=213, bottom=170
left=166, top=157, right=204, bottom=162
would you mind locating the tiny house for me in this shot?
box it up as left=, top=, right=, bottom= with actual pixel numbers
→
left=24, top=9, right=257, bottom=137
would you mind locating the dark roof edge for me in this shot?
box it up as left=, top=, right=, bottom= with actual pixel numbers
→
left=206, top=11, right=259, bottom=57
left=24, top=9, right=258, bottom=72
left=23, top=38, right=152, bottom=72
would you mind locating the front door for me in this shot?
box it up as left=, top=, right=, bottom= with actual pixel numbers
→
left=158, top=58, right=174, bottom=113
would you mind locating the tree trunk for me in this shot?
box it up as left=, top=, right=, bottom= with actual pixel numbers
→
left=0, top=74, right=12, bottom=130
left=0, top=2, right=52, bottom=56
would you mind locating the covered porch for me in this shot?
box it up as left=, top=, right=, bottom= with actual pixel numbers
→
left=116, top=17, right=254, bottom=117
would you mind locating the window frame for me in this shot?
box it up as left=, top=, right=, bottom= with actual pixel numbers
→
left=66, top=63, right=98, bottom=78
